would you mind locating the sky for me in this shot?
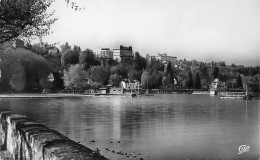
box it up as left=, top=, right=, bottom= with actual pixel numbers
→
left=42, top=0, right=260, bottom=66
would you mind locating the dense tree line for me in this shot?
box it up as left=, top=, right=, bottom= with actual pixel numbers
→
left=0, top=45, right=51, bottom=92
left=0, top=42, right=259, bottom=93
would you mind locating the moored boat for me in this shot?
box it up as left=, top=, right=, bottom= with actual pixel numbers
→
left=220, top=92, right=250, bottom=99
left=210, top=89, right=217, bottom=96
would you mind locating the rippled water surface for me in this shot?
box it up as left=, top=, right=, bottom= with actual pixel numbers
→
left=1, top=94, right=259, bottom=160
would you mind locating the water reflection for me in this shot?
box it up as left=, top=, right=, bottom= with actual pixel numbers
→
left=0, top=95, right=259, bottom=160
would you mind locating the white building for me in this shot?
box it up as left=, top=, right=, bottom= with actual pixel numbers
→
left=149, top=53, right=177, bottom=64
left=93, top=49, right=101, bottom=56
left=94, top=48, right=113, bottom=59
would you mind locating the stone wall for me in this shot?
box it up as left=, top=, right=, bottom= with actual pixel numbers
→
left=0, top=110, right=108, bottom=160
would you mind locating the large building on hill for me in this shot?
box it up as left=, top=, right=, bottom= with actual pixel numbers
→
left=149, top=53, right=177, bottom=64
left=113, top=45, right=133, bottom=61
left=93, top=48, right=113, bottom=59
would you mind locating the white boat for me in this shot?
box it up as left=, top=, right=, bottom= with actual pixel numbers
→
left=210, top=89, right=217, bottom=95
left=220, top=92, right=246, bottom=99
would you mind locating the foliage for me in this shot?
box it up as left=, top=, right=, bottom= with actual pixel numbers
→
left=141, top=70, right=162, bottom=89
left=52, top=72, right=64, bottom=91
left=31, top=43, right=61, bottom=72
left=30, top=43, right=49, bottom=56
left=0, top=0, right=83, bottom=43
left=110, top=64, right=128, bottom=79
left=61, top=48, right=79, bottom=68
left=141, top=71, right=149, bottom=89
left=9, top=64, right=26, bottom=92
left=1, top=38, right=260, bottom=93
left=211, top=66, right=219, bottom=80
left=90, top=66, right=110, bottom=85
left=108, top=74, right=122, bottom=87
left=63, top=64, right=89, bottom=90
left=129, top=69, right=143, bottom=81
left=166, top=63, right=174, bottom=85
left=162, top=77, right=167, bottom=86
left=133, top=52, right=147, bottom=71
left=185, top=71, right=193, bottom=89
left=0, top=45, right=51, bottom=92
left=194, top=72, right=201, bottom=89
left=79, top=49, right=100, bottom=69
left=0, top=0, right=57, bottom=43
left=147, top=58, right=164, bottom=72
left=90, top=82, right=102, bottom=90
left=150, top=71, right=163, bottom=89
left=236, top=74, right=243, bottom=88
left=60, top=42, right=71, bottom=53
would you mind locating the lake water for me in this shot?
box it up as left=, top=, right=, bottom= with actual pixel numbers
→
left=0, top=94, right=259, bottom=160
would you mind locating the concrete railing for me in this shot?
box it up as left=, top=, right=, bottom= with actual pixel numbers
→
left=0, top=110, right=108, bottom=160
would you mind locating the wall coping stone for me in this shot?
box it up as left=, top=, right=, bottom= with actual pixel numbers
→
left=0, top=110, right=108, bottom=160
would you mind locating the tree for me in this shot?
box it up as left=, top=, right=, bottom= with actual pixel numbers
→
left=0, top=0, right=57, bottom=43
left=9, top=64, right=26, bottom=92
left=110, top=64, right=128, bottom=79
left=161, top=62, right=173, bottom=86
left=30, top=43, right=48, bottom=57
left=162, top=77, right=167, bottom=86
left=63, top=64, right=89, bottom=90
left=31, top=43, right=61, bottom=72
left=141, top=70, right=162, bottom=89
left=133, top=52, right=146, bottom=71
left=186, top=71, right=193, bottom=89
left=0, top=45, right=51, bottom=92
left=213, top=66, right=219, bottom=80
left=72, top=45, right=81, bottom=53
left=0, top=0, right=83, bottom=43
left=166, top=68, right=174, bottom=85
left=61, top=49, right=79, bottom=67
left=79, top=49, right=100, bottom=69
left=90, top=66, right=110, bottom=85
left=147, top=58, right=164, bottom=72
left=129, top=69, right=143, bottom=81
left=141, top=71, right=149, bottom=89
left=108, top=74, right=122, bottom=87
left=236, top=74, right=243, bottom=88
left=194, top=72, right=201, bottom=89
left=60, top=42, right=71, bottom=53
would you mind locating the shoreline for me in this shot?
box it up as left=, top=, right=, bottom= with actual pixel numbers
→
left=0, top=92, right=259, bottom=99
left=0, top=93, right=92, bottom=98
left=0, top=93, right=136, bottom=98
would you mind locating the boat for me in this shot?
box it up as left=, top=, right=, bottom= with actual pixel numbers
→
left=220, top=84, right=255, bottom=100
left=210, top=89, right=217, bottom=96
left=220, top=92, right=251, bottom=100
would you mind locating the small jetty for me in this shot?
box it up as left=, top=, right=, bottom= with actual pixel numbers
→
left=0, top=93, right=91, bottom=98
left=192, top=91, right=209, bottom=94
left=90, top=93, right=137, bottom=98
left=220, top=92, right=255, bottom=100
